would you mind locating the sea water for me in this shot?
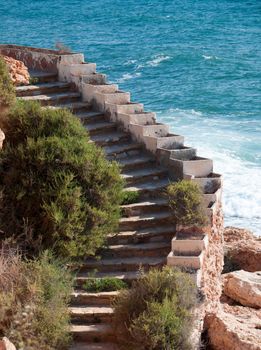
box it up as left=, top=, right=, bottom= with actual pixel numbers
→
left=0, top=0, right=260, bottom=234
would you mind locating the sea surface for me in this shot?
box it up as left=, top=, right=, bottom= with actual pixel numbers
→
left=0, top=0, right=260, bottom=234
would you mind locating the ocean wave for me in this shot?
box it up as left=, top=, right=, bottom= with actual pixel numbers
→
left=137, top=54, right=171, bottom=69
left=116, top=72, right=141, bottom=83
left=202, top=54, right=220, bottom=60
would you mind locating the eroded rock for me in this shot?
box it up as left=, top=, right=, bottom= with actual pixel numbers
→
left=0, top=129, right=4, bottom=149
left=205, top=303, right=261, bottom=350
left=223, top=270, right=261, bottom=308
left=224, top=227, right=261, bottom=272
left=0, top=338, right=16, bottom=350
left=1, top=55, right=30, bottom=86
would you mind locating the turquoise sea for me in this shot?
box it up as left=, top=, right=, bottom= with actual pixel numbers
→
left=0, top=0, right=260, bottom=234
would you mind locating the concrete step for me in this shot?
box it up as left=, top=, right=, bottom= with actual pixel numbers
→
left=107, top=225, right=176, bottom=245
left=101, top=241, right=171, bottom=258
left=19, top=91, right=81, bottom=106
left=122, top=166, right=168, bottom=185
left=71, top=324, right=115, bottom=343
left=167, top=251, right=204, bottom=270
left=121, top=198, right=169, bottom=217
left=105, top=142, right=143, bottom=159
left=29, top=70, right=58, bottom=83
left=69, top=342, right=119, bottom=350
left=16, top=81, right=72, bottom=97
left=71, top=291, right=119, bottom=306
left=76, top=111, right=106, bottom=124
left=75, top=271, right=139, bottom=287
left=86, top=121, right=117, bottom=136
left=119, top=211, right=172, bottom=231
left=70, top=305, right=114, bottom=324
left=117, top=154, right=155, bottom=171
left=90, top=131, right=129, bottom=147
left=76, top=256, right=166, bottom=273
left=47, top=101, right=92, bottom=113
left=124, top=178, right=170, bottom=198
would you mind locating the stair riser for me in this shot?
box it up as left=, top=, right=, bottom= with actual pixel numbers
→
left=120, top=159, right=155, bottom=171
left=71, top=295, right=115, bottom=306
left=107, top=232, right=174, bottom=245
left=72, top=332, right=116, bottom=343
left=71, top=314, right=113, bottom=324
left=33, top=75, right=58, bottom=83
left=106, top=148, right=142, bottom=160
left=93, top=135, right=130, bottom=147
left=134, top=188, right=168, bottom=201
left=101, top=246, right=170, bottom=259
left=119, top=217, right=173, bottom=231
left=88, top=125, right=117, bottom=136
left=76, top=261, right=164, bottom=273
left=34, top=95, right=80, bottom=106
left=80, top=115, right=106, bottom=125
left=124, top=172, right=167, bottom=185
left=75, top=276, right=135, bottom=288
left=16, top=86, right=71, bottom=97
left=121, top=204, right=169, bottom=217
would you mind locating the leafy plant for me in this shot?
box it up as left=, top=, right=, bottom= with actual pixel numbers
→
left=82, top=277, right=127, bottom=292
left=121, top=191, right=140, bottom=205
left=0, top=100, right=124, bottom=258
left=113, top=267, right=197, bottom=350
left=166, top=180, right=206, bottom=226
left=0, top=56, right=15, bottom=129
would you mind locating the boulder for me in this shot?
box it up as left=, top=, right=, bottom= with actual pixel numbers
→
left=224, top=227, right=261, bottom=272
left=0, top=338, right=16, bottom=350
left=205, top=303, right=261, bottom=350
left=223, top=270, right=261, bottom=308
left=0, top=129, right=4, bottom=149
left=1, top=55, right=30, bottom=86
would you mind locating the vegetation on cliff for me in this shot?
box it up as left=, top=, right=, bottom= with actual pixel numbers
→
left=167, top=180, right=206, bottom=226
left=0, top=248, right=73, bottom=350
left=113, top=267, right=197, bottom=350
left=0, top=100, right=124, bottom=258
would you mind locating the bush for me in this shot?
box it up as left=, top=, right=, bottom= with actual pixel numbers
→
left=121, top=191, right=140, bottom=205
left=166, top=180, right=206, bottom=226
left=82, top=277, right=127, bottom=292
left=0, top=101, right=124, bottom=258
left=0, top=248, right=73, bottom=350
left=113, top=267, right=197, bottom=350
left=0, top=56, right=15, bottom=108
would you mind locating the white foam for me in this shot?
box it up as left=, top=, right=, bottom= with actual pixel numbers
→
left=137, top=54, right=171, bottom=69
left=202, top=54, right=219, bottom=60
left=116, top=72, right=141, bottom=83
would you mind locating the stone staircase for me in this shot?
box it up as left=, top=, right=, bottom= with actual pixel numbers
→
left=16, top=71, right=176, bottom=350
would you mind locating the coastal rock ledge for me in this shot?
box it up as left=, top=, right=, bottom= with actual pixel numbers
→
left=223, top=270, right=261, bottom=308
left=205, top=303, right=261, bottom=350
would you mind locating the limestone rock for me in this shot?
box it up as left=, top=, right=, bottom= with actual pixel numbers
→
left=224, top=227, right=261, bottom=272
left=223, top=270, right=261, bottom=308
left=0, top=129, right=4, bottom=149
left=1, top=55, right=30, bottom=86
left=0, top=338, right=16, bottom=350
left=205, top=303, right=261, bottom=350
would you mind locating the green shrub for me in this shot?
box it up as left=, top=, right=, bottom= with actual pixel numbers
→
left=0, top=248, right=73, bottom=350
left=0, top=56, right=15, bottom=109
left=0, top=101, right=124, bottom=258
left=82, top=277, right=127, bottom=292
left=121, top=190, right=140, bottom=205
left=166, top=180, right=206, bottom=226
left=113, top=267, right=197, bottom=350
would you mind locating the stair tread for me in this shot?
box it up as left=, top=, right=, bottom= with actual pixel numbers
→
left=109, top=224, right=176, bottom=238
left=91, top=131, right=128, bottom=142
left=29, top=70, right=57, bottom=78
left=69, top=342, right=119, bottom=350
left=71, top=323, right=113, bottom=334
left=122, top=166, right=167, bottom=179
left=16, top=81, right=71, bottom=93
left=72, top=291, right=119, bottom=298
left=81, top=256, right=165, bottom=267
left=105, top=142, right=142, bottom=155
left=107, top=241, right=170, bottom=251
left=76, top=270, right=140, bottom=281
left=47, top=101, right=91, bottom=110
left=118, top=154, right=154, bottom=166
left=119, top=211, right=171, bottom=223
left=125, top=178, right=169, bottom=192
left=19, top=91, right=80, bottom=101
left=86, top=121, right=115, bottom=131
left=121, top=198, right=168, bottom=209
left=70, top=306, right=114, bottom=315
left=76, top=111, right=105, bottom=118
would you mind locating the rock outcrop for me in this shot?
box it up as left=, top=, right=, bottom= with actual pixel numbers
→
left=205, top=303, right=261, bottom=350
left=223, top=270, right=261, bottom=308
left=0, top=338, right=16, bottom=350
left=224, top=227, right=261, bottom=272
left=1, top=55, right=29, bottom=86
left=0, top=129, right=4, bottom=149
